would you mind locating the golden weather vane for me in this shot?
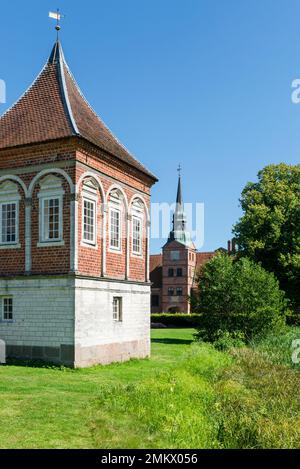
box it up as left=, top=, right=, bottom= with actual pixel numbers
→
left=49, top=9, right=65, bottom=39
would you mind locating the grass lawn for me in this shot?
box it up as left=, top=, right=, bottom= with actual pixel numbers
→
left=0, top=329, right=223, bottom=449
left=1, top=327, right=300, bottom=449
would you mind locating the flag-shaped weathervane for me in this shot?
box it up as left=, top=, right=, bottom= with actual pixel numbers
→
left=49, top=9, right=65, bottom=37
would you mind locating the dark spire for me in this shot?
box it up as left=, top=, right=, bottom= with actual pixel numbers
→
left=165, top=167, right=193, bottom=247
left=176, top=175, right=183, bottom=206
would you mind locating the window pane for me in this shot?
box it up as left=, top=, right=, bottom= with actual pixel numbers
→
left=113, top=297, right=122, bottom=321
left=3, top=297, right=13, bottom=320
left=83, top=199, right=95, bottom=243
left=44, top=198, right=60, bottom=240
left=132, top=216, right=142, bottom=254
left=110, top=209, right=120, bottom=249
left=170, top=250, right=180, bottom=261
left=1, top=203, right=17, bottom=243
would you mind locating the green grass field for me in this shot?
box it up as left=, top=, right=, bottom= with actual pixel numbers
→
left=1, top=327, right=300, bottom=449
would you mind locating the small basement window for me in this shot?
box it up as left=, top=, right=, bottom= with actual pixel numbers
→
left=113, top=297, right=122, bottom=322
left=2, top=297, right=13, bottom=321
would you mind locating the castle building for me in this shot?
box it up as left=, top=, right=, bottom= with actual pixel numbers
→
left=0, top=40, right=157, bottom=366
left=150, top=174, right=217, bottom=314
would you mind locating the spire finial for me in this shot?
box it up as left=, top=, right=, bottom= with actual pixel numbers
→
left=177, top=163, right=182, bottom=178
left=49, top=9, right=65, bottom=40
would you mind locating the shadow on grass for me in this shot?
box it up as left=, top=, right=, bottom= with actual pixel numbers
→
left=151, top=338, right=194, bottom=345
left=2, top=358, right=70, bottom=370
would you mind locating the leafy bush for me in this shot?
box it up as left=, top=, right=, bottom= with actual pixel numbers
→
left=194, top=254, right=287, bottom=342
left=211, top=331, right=245, bottom=351
left=151, top=313, right=201, bottom=328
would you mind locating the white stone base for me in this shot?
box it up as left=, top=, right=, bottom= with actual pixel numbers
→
left=0, top=276, right=151, bottom=367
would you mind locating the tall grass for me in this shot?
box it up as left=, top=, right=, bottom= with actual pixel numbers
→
left=209, top=326, right=300, bottom=448
left=250, top=326, right=300, bottom=368
left=91, top=344, right=231, bottom=449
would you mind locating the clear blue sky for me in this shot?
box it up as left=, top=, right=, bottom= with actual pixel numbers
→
left=1, top=0, right=299, bottom=253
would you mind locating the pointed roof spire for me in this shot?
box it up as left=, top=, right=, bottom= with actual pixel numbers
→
left=165, top=166, right=193, bottom=247
left=176, top=173, right=183, bottom=206
left=0, top=40, right=157, bottom=181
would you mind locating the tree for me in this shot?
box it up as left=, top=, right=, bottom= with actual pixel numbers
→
left=233, top=164, right=300, bottom=311
left=195, top=254, right=287, bottom=342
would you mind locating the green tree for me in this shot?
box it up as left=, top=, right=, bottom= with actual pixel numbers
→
left=233, top=163, right=300, bottom=311
left=195, top=254, right=287, bottom=342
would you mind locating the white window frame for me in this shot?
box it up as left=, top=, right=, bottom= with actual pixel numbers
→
left=37, top=176, right=65, bottom=247
left=109, top=206, right=122, bottom=253
left=82, top=197, right=97, bottom=246
left=1, top=296, right=13, bottom=322
left=39, top=195, right=63, bottom=243
left=0, top=181, right=21, bottom=248
left=0, top=201, right=19, bottom=246
left=112, top=297, right=123, bottom=322
left=132, top=214, right=143, bottom=256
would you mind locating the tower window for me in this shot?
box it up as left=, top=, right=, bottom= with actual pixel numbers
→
left=177, top=268, right=183, bottom=277
left=168, top=287, right=174, bottom=296
left=168, top=268, right=174, bottom=277
left=176, top=288, right=183, bottom=296
left=170, top=250, right=180, bottom=261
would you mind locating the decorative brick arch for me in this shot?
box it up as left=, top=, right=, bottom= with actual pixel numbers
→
left=106, top=184, right=129, bottom=212
left=129, top=194, right=150, bottom=221
left=0, top=175, right=27, bottom=196
left=76, top=171, right=105, bottom=202
left=28, top=168, right=74, bottom=197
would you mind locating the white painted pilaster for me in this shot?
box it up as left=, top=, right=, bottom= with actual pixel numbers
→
left=126, top=214, right=132, bottom=280
left=101, top=203, right=108, bottom=277
left=146, top=220, right=151, bottom=282
left=25, top=197, right=32, bottom=273
left=70, top=193, right=79, bottom=272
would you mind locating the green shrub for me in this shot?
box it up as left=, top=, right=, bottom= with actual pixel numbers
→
left=194, top=254, right=287, bottom=342
left=211, top=330, right=245, bottom=351
left=151, top=313, right=201, bottom=328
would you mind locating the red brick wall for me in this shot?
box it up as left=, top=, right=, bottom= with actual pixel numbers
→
left=0, top=139, right=153, bottom=281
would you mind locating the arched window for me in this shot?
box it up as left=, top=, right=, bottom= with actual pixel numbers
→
left=108, top=189, right=123, bottom=252
left=38, top=175, right=64, bottom=245
left=81, top=178, right=98, bottom=246
left=0, top=181, right=21, bottom=246
left=131, top=198, right=144, bottom=256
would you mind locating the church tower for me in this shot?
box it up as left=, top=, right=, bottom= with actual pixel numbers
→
left=161, top=171, right=197, bottom=313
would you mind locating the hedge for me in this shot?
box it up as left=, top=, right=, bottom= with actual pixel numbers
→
left=151, top=313, right=201, bottom=328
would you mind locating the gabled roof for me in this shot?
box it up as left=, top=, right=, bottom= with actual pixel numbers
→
left=0, top=41, right=157, bottom=181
